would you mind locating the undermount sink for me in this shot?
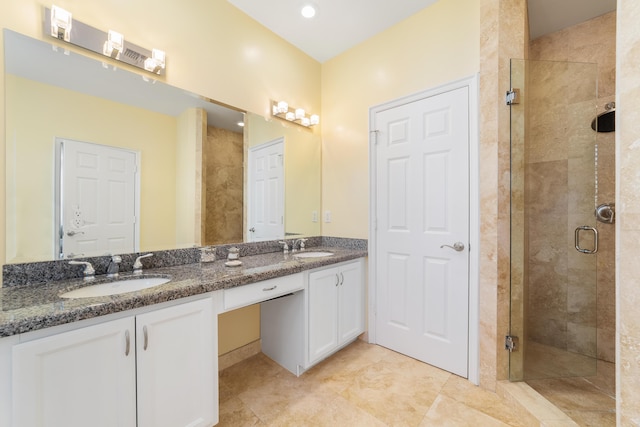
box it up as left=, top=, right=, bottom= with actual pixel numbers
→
left=60, top=276, right=171, bottom=299
left=293, top=251, right=334, bottom=258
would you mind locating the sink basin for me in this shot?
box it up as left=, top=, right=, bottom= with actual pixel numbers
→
left=293, top=251, right=334, bottom=258
left=60, top=277, right=171, bottom=298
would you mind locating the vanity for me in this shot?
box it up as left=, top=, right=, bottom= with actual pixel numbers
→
left=0, top=241, right=367, bottom=427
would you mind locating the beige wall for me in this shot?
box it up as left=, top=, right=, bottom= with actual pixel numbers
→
left=616, top=1, right=640, bottom=423
left=320, top=0, right=480, bottom=239
left=176, top=108, right=206, bottom=249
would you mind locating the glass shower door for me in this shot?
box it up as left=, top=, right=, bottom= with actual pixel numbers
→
left=509, top=59, right=599, bottom=381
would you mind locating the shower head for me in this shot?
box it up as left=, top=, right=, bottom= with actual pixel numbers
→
left=591, top=109, right=615, bottom=133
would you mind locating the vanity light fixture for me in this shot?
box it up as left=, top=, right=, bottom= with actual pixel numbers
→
left=271, top=100, right=319, bottom=128
left=144, top=48, right=166, bottom=74
left=103, top=30, right=124, bottom=59
left=50, top=5, right=72, bottom=42
left=45, top=6, right=167, bottom=76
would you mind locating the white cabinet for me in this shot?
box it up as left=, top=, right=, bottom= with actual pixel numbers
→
left=136, top=299, right=217, bottom=427
left=307, top=259, right=365, bottom=365
left=12, top=317, right=137, bottom=427
left=260, top=259, right=365, bottom=376
left=11, top=298, right=217, bottom=427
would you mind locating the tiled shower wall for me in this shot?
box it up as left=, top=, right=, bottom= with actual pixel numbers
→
left=527, top=12, right=616, bottom=363
left=204, top=126, right=244, bottom=245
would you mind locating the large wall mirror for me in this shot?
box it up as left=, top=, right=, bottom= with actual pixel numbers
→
left=4, top=29, right=321, bottom=264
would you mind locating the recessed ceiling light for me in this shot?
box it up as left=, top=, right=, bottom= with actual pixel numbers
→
left=301, top=4, right=316, bottom=19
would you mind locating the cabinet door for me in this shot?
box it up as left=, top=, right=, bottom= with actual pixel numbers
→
left=338, top=260, right=365, bottom=345
left=136, top=298, right=217, bottom=427
left=12, top=317, right=136, bottom=427
left=308, top=265, right=340, bottom=365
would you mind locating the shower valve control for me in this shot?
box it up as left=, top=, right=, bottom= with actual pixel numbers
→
left=505, top=335, right=519, bottom=352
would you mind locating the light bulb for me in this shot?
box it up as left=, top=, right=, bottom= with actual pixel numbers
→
left=277, top=101, right=288, bottom=114
left=301, top=5, right=316, bottom=18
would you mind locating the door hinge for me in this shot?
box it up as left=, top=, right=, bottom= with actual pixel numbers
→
left=370, top=129, right=379, bottom=144
left=505, top=335, right=519, bottom=352
left=506, top=88, right=520, bottom=105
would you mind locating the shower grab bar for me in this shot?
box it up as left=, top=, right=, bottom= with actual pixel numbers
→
left=575, top=226, right=598, bottom=254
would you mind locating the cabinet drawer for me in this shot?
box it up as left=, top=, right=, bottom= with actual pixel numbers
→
left=223, top=273, right=303, bottom=311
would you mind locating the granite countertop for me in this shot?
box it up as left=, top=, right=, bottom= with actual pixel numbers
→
left=0, top=246, right=367, bottom=338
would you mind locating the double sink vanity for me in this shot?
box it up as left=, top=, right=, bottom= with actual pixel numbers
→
left=0, top=238, right=367, bottom=427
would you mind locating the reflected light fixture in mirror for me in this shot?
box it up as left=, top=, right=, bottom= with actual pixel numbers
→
left=46, top=5, right=166, bottom=75
left=271, top=100, right=319, bottom=127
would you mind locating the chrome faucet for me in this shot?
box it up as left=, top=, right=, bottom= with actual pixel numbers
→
left=133, top=253, right=153, bottom=275
left=278, top=240, right=289, bottom=253
left=106, top=255, right=122, bottom=278
left=292, top=238, right=308, bottom=252
left=68, top=260, right=95, bottom=281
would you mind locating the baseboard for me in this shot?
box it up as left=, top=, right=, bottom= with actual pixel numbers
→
left=218, top=340, right=262, bottom=371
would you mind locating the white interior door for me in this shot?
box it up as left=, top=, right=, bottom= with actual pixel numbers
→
left=57, top=138, right=138, bottom=259
left=373, top=86, right=470, bottom=377
left=247, top=138, right=284, bottom=242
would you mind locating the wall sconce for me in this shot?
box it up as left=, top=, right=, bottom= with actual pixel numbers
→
left=45, top=5, right=167, bottom=75
left=271, top=100, right=319, bottom=127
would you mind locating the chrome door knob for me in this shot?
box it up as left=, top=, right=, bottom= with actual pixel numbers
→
left=440, top=242, right=465, bottom=252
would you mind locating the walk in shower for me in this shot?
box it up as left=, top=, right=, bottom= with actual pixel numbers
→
left=509, top=58, right=616, bottom=422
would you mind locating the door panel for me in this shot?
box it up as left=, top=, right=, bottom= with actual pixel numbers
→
left=375, top=86, right=470, bottom=377
left=58, top=139, right=138, bottom=258
left=248, top=139, right=284, bottom=242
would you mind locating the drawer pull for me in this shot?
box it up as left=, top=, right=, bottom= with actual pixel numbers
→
left=263, top=285, right=278, bottom=291
left=125, top=330, right=130, bottom=356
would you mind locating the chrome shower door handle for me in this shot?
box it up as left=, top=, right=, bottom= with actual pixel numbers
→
left=575, top=226, right=598, bottom=254
left=440, top=242, right=465, bottom=252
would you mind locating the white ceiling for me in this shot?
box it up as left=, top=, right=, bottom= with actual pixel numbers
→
left=227, top=0, right=617, bottom=63
left=227, top=0, right=439, bottom=63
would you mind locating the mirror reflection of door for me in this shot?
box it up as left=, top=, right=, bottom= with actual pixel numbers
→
left=247, top=138, right=284, bottom=242
left=56, top=138, right=139, bottom=259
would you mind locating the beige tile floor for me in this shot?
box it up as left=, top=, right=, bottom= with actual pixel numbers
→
left=218, top=340, right=530, bottom=426
left=523, top=342, right=616, bottom=426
